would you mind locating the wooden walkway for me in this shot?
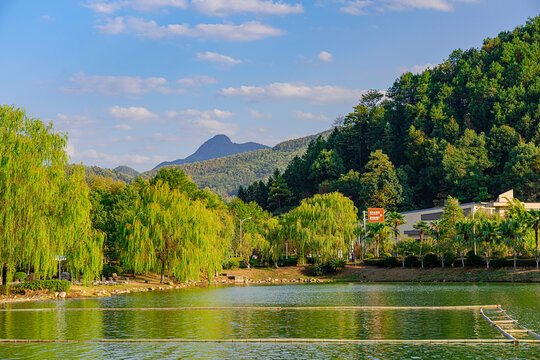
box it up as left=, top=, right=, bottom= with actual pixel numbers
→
left=480, top=305, right=540, bottom=344
left=0, top=305, right=500, bottom=312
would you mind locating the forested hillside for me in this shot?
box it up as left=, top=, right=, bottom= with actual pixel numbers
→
left=84, top=165, right=135, bottom=183
left=240, top=17, right=540, bottom=213
left=142, top=131, right=331, bottom=198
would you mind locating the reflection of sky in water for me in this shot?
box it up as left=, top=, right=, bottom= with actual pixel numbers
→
left=0, top=283, right=539, bottom=358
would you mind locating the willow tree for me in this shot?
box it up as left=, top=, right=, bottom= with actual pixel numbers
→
left=282, top=192, right=357, bottom=264
left=122, top=181, right=230, bottom=283
left=229, top=198, right=276, bottom=268
left=0, top=106, right=103, bottom=284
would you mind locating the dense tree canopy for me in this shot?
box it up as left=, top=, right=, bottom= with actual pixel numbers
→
left=240, top=17, right=540, bottom=211
left=0, top=106, right=103, bottom=283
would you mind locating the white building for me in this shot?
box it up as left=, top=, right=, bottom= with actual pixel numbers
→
left=398, top=190, right=540, bottom=239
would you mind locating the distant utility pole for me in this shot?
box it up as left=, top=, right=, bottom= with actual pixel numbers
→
left=240, top=217, right=252, bottom=268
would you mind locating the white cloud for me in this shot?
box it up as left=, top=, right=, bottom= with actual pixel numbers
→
left=197, top=51, right=242, bottom=65
left=96, top=17, right=284, bottom=41
left=192, top=0, right=304, bottom=16
left=180, top=109, right=234, bottom=120
left=340, top=1, right=372, bottom=15
left=341, top=0, right=476, bottom=14
left=220, top=82, right=367, bottom=105
left=109, top=105, right=158, bottom=122
left=65, top=72, right=185, bottom=95
left=82, top=0, right=188, bottom=14
left=249, top=108, right=272, bottom=119
left=56, top=113, right=94, bottom=127
left=317, top=50, right=333, bottom=62
left=295, top=111, right=329, bottom=121
left=96, top=16, right=126, bottom=34
left=82, top=148, right=166, bottom=167
left=400, top=63, right=435, bottom=74
left=42, top=15, right=55, bottom=21
left=175, top=75, right=217, bottom=87
left=168, top=108, right=237, bottom=135
left=115, top=123, right=133, bottom=130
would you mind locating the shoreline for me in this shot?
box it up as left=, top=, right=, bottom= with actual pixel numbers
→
left=1, top=265, right=539, bottom=305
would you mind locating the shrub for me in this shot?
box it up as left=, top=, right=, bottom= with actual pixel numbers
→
left=312, top=258, right=347, bottom=275
left=249, top=258, right=260, bottom=267
left=466, top=251, right=484, bottom=267
left=102, top=265, right=124, bottom=278
left=364, top=253, right=375, bottom=259
left=13, top=272, right=27, bottom=281
left=278, top=255, right=298, bottom=267
left=1, top=280, right=71, bottom=295
left=423, top=253, right=438, bottom=268
left=224, top=259, right=240, bottom=269
left=404, top=256, right=420, bottom=268
left=383, top=256, right=400, bottom=268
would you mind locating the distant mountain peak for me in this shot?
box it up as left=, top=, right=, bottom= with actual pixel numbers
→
left=153, top=134, right=269, bottom=170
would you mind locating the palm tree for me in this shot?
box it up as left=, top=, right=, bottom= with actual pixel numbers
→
left=523, top=210, right=540, bottom=268
left=429, top=220, right=444, bottom=267
left=455, top=219, right=474, bottom=267
left=498, top=219, right=525, bottom=269
left=478, top=220, right=497, bottom=269
left=413, top=221, right=430, bottom=268
left=386, top=212, right=406, bottom=264
left=366, top=222, right=389, bottom=257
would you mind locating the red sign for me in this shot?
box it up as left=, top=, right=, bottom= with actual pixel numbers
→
left=368, top=208, right=384, bottom=222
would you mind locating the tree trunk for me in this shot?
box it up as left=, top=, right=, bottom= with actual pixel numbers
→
left=513, top=253, right=517, bottom=269
left=160, top=260, right=165, bottom=283
left=376, top=238, right=380, bottom=257
left=441, top=256, right=445, bottom=268
left=461, top=251, right=465, bottom=267
left=2, top=263, right=7, bottom=287
left=419, top=234, right=424, bottom=269
left=535, top=225, right=539, bottom=269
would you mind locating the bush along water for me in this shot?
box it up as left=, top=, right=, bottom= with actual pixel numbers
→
left=1, top=280, right=71, bottom=295
left=312, top=259, right=347, bottom=276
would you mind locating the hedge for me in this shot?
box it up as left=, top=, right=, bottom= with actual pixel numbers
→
left=1, top=280, right=71, bottom=295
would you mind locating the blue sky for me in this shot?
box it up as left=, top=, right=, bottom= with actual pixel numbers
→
left=0, top=0, right=537, bottom=171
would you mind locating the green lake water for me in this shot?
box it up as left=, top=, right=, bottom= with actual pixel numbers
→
left=0, top=283, right=539, bottom=359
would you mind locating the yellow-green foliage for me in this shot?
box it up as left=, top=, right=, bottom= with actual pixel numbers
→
left=282, top=192, right=358, bottom=264
left=121, top=181, right=232, bottom=282
left=0, top=106, right=103, bottom=283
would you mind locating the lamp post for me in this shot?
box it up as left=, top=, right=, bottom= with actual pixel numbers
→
left=240, top=217, right=252, bottom=269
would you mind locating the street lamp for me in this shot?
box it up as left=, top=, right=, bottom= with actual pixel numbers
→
left=240, top=217, right=252, bottom=269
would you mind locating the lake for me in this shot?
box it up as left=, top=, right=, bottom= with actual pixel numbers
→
left=1, top=283, right=539, bottom=359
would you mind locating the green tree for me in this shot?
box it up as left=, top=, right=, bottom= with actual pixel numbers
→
left=360, top=150, right=403, bottom=210
left=386, top=211, right=406, bottom=246
left=498, top=219, right=526, bottom=269
left=122, top=181, right=231, bottom=283
left=0, top=106, right=102, bottom=285
left=310, top=149, right=345, bottom=185
left=502, top=143, right=540, bottom=202
left=440, top=196, right=464, bottom=242
left=366, top=222, right=390, bottom=257
left=229, top=198, right=276, bottom=269
left=478, top=219, right=497, bottom=268
left=413, top=221, right=430, bottom=268
left=455, top=219, right=475, bottom=267
left=267, top=169, right=293, bottom=214
left=282, top=192, right=357, bottom=265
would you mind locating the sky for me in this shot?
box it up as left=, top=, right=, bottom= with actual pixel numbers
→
left=0, top=0, right=538, bottom=172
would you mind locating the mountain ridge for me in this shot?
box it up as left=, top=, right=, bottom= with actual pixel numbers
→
left=153, top=134, right=269, bottom=169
